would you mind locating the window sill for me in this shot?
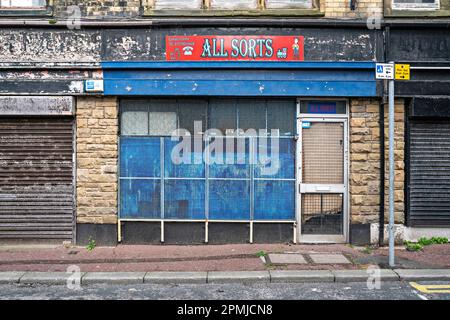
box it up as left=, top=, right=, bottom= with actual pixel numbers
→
left=0, top=7, right=52, bottom=17
left=143, top=8, right=324, bottom=17
left=386, top=9, right=450, bottom=17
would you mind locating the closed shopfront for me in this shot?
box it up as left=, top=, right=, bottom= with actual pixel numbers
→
left=0, top=97, right=75, bottom=243
left=407, top=98, right=450, bottom=227
left=119, top=98, right=297, bottom=243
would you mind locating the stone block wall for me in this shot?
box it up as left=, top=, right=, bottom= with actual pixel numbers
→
left=350, top=98, right=405, bottom=225
left=76, top=97, right=119, bottom=225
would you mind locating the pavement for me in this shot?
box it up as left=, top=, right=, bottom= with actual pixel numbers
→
left=0, top=243, right=449, bottom=272
left=0, top=243, right=448, bottom=287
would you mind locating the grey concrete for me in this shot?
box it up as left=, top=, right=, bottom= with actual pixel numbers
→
left=309, top=253, right=351, bottom=264
left=208, top=271, right=270, bottom=284
left=394, top=269, right=450, bottom=281
left=145, top=272, right=207, bottom=284
left=0, top=272, right=25, bottom=284
left=0, top=96, right=74, bottom=115
left=82, top=272, right=145, bottom=285
left=270, top=270, right=335, bottom=283
left=268, top=253, right=307, bottom=264
left=333, top=269, right=400, bottom=282
left=2, top=281, right=444, bottom=300
left=20, top=272, right=84, bottom=285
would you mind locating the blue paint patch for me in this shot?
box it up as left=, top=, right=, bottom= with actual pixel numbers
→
left=120, top=137, right=161, bottom=177
left=209, top=180, right=251, bottom=220
left=255, top=138, right=295, bottom=179
left=254, top=180, right=295, bottom=220
left=164, top=137, right=205, bottom=178
left=209, top=137, right=250, bottom=179
left=120, top=179, right=161, bottom=219
left=164, top=180, right=205, bottom=220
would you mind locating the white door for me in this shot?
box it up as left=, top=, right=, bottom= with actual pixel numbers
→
left=297, top=118, right=349, bottom=243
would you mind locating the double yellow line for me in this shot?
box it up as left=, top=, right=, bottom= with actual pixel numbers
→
left=410, top=282, right=450, bottom=294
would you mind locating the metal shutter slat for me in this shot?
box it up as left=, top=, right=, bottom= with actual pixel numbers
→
left=0, top=117, right=74, bottom=241
left=409, top=121, right=450, bottom=227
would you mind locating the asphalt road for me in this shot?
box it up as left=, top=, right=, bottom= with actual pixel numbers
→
left=0, top=281, right=449, bottom=300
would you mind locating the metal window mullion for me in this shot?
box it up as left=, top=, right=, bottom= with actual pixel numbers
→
left=249, top=136, right=255, bottom=244
left=160, top=137, right=165, bottom=243
left=205, top=135, right=210, bottom=221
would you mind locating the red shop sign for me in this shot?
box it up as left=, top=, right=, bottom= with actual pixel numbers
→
left=166, top=35, right=304, bottom=61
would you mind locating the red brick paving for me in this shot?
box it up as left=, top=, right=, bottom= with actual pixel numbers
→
left=0, top=243, right=448, bottom=272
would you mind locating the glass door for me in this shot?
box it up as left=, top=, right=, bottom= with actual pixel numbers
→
left=297, top=118, right=348, bottom=243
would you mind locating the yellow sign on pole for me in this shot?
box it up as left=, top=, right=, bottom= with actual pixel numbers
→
left=395, top=64, right=410, bottom=80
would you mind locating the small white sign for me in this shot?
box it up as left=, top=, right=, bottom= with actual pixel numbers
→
left=375, top=63, right=394, bottom=80
left=85, top=80, right=104, bottom=93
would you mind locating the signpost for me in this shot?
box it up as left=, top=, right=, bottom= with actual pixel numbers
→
left=375, top=62, right=395, bottom=267
left=375, top=62, right=410, bottom=267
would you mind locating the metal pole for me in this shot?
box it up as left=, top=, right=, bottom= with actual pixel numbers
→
left=388, top=72, right=395, bottom=267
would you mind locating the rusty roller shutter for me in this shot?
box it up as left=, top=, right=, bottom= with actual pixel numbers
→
left=409, top=121, right=450, bottom=227
left=0, top=117, right=74, bottom=242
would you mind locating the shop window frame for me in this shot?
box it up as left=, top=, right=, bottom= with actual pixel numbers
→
left=0, top=0, right=53, bottom=16
left=143, top=0, right=323, bottom=17
left=118, top=97, right=297, bottom=223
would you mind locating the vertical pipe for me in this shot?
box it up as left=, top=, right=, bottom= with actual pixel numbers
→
left=379, top=102, right=385, bottom=246
left=205, top=221, right=209, bottom=244
left=250, top=221, right=254, bottom=244
left=388, top=77, right=395, bottom=267
left=161, top=220, right=165, bottom=243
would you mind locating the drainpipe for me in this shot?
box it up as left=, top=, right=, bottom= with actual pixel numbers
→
left=379, top=101, right=385, bottom=247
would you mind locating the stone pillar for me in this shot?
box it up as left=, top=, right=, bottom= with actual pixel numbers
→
left=76, top=96, right=118, bottom=246
left=349, top=98, right=405, bottom=244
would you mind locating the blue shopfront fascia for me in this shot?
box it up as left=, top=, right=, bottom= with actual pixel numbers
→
left=102, top=61, right=377, bottom=97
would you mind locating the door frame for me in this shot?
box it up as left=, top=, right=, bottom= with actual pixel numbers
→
left=296, top=99, right=349, bottom=243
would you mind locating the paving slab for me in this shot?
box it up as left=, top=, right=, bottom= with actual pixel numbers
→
left=309, top=253, right=351, bottom=264
left=144, top=272, right=207, bottom=284
left=208, top=271, right=270, bottom=284
left=270, top=270, right=334, bottom=283
left=394, top=269, right=450, bottom=281
left=333, top=269, right=400, bottom=282
left=82, top=272, right=145, bottom=285
left=0, top=272, right=26, bottom=284
left=267, top=253, right=307, bottom=264
left=20, top=272, right=84, bottom=285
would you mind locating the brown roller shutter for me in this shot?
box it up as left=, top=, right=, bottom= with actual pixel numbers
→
left=0, top=117, right=74, bottom=242
left=408, top=121, right=450, bottom=227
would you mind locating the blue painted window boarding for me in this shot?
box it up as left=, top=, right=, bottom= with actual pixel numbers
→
left=119, top=98, right=296, bottom=221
